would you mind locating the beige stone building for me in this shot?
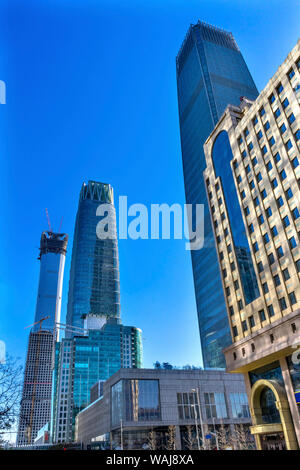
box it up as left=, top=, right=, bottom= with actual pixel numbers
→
left=203, top=40, right=300, bottom=450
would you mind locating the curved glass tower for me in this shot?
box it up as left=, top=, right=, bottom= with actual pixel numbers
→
left=66, top=181, right=121, bottom=334
left=176, top=21, right=258, bottom=368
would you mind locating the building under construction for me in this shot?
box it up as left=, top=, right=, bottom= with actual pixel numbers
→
left=17, top=231, right=68, bottom=446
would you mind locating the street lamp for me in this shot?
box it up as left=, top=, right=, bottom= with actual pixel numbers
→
left=190, top=404, right=200, bottom=450
left=191, top=388, right=206, bottom=450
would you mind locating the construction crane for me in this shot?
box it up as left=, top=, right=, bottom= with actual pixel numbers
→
left=45, top=208, right=52, bottom=233
left=23, top=315, right=51, bottom=444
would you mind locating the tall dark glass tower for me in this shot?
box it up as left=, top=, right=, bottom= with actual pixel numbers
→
left=176, top=21, right=259, bottom=368
left=66, top=181, right=121, bottom=334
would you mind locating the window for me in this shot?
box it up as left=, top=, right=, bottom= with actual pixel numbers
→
left=248, top=142, right=253, bottom=152
left=204, top=393, right=228, bottom=419
left=254, top=197, right=259, bottom=207
left=252, top=156, right=258, bottom=166
left=264, top=121, right=270, bottom=131
left=269, top=136, right=275, bottom=146
left=246, top=164, right=251, bottom=174
left=259, top=309, right=266, bottom=322
left=282, top=97, right=289, bottom=109
left=238, top=136, right=243, bottom=146
left=280, top=123, right=287, bottom=135
left=274, top=152, right=281, bottom=164
left=274, top=274, right=281, bottom=287
left=230, top=261, right=236, bottom=272
left=253, top=241, right=259, bottom=253
left=267, top=305, right=275, bottom=317
left=250, top=179, right=255, bottom=190
left=241, top=189, right=246, bottom=200
left=279, top=297, right=287, bottom=310
left=289, top=236, right=297, bottom=249
left=215, top=182, right=220, bottom=191
left=276, top=196, right=284, bottom=208
left=296, top=259, right=300, bottom=273
left=285, top=139, right=293, bottom=151
left=266, top=161, right=273, bottom=172
left=248, top=223, right=254, bottom=234
left=219, top=251, right=224, bottom=261
left=238, top=299, right=243, bottom=311
left=230, top=393, right=250, bottom=419
left=261, top=188, right=267, bottom=200
left=244, top=206, right=250, bottom=216
left=283, top=215, right=290, bottom=228
left=222, top=269, right=227, bottom=279
left=224, top=227, right=229, bottom=237
left=271, top=178, right=278, bottom=189
left=271, top=225, right=278, bottom=237
left=237, top=174, right=242, bottom=183
left=233, top=160, right=238, bottom=169
left=244, top=128, right=249, bottom=137
left=229, top=306, right=234, bottom=316
left=268, top=253, right=275, bottom=265
left=280, top=169, right=287, bottom=181
left=277, top=246, right=284, bottom=258
left=227, top=244, right=232, bottom=253
left=257, top=261, right=264, bottom=273
left=282, top=268, right=290, bottom=281
left=256, top=172, right=262, bottom=183
left=226, top=286, right=230, bottom=297
left=289, top=291, right=297, bottom=306
left=257, top=130, right=263, bottom=140
left=288, top=113, right=295, bottom=125
left=269, top=93, right=275, bottom=104
left=274, top=108, right=281, bottom=119
left=177, top=392, right=199, bottom=420
left=285, top=188, right=293, bottom=200
left=241, top=149, right=247, bottom=159
left=221, top=212, right=226, bottom=221
left=262, top=282, right=269, bottom=294
left=292, top=156, right=299, bottom=168
left=260, top=107, right=266, bottom=117
left=242, top=320, right=248, bottom=332
left=276, top=83, right=284, bottom=94
left=288, top=68, right=295, bottom=80
left=266, top=206, right=272, bottom=218
left=262, top=145, right=268, bottom=155
left=295, top=129, right=300, bottom=141
left=249, top=316, right=255, bottom=328
left=258, top=214, right=264, bottom=225
left=263, top=233, right=270, bottom=244
left=292, top=207, right=300, bottom=220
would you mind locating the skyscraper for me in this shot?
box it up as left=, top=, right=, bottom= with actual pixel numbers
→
left=66, top=181, right=121, bottom=334
left=203, top=40, right=300, bottom=449
left=176, top=21, right=259, bottom=368
left=17, top=231, right=68, bottom=445
left=51, top=318, right=143, bottom=443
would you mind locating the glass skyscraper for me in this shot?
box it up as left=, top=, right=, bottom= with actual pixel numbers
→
left=66, top=181, right=121, bottom=334
left=176, top=21, right=259, bottom=368
left=51, top=319, right=143, bottom=443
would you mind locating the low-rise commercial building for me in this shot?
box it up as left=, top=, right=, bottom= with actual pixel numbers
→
left=75, top=368, right=252, bottom=450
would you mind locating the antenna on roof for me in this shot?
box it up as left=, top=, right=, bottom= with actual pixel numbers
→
left=58, top=216, right=63, bottom=234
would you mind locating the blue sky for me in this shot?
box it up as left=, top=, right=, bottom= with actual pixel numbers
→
left=0, top=0, right=299, bottom=370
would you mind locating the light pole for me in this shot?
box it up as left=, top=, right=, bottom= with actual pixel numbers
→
left=191, top=388, right=206, bottom=450
left=191, top=404, right=200, bottom=450
left=212, top=416, right=219, bottom=450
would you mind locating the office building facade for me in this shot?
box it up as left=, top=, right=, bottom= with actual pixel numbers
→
left=66, top=181, right=121, bottom=334
left=203, top=40, right=300, bottom=449
left=51, top=319, right=143, bottom=443
left=75, top=368, right=252, bottom=450
left=17, top=231, right=68, bottom=445
left=176, top=21, right=259, bottom=368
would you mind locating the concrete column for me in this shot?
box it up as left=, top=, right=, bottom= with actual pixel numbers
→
left=175, top=425, right=181, bottom=450
left=279, top=357, right=300, bottom=447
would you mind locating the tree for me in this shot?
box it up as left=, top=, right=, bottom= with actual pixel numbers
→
left=231, top=424, right=254, bottom=450
left=0, top=355, right=23, bottom=441
left=183, top=425, right=198, bottom=450
left=166, top=425, right=176, bottom=450
left=147, top=429, right=157, bottom=450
